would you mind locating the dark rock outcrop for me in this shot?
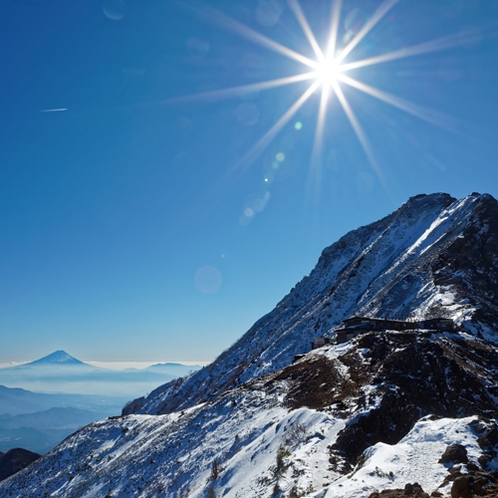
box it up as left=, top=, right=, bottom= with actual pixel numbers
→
left=325, top=331, right=498, bottom=465
left=368, top=482, right=430, bottom=497
left=439, top=444, right=468, bottom=464
left=0, top=448, right=40, bottom=481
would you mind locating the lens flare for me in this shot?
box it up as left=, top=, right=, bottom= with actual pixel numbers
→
left=171, top=0, right=464, bottom=186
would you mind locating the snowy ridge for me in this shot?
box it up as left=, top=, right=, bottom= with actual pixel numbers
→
left=125, top=193, right=495, bottom=416
left=2, top=331, right=498, bottom=497
left=3, top=192, right=498, bottom=498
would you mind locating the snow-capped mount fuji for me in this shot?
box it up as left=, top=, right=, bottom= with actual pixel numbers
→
left=124, top=192, right=498, bottom=416
left=24, top=350, right=87, bottom=367
left=3, top=192, right=498, bottom=498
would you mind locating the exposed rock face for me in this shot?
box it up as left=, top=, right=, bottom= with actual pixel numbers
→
left=270, top=330, right=498, bottom=468
left=368, top=483, right=430, bottom=497
left=439, top=444, right=468, bottom=464
left=0, top=448, right=40, bottom=481
left=124, top=193, right=498, bottom=416
left=2, top=193, right=498, bottom=498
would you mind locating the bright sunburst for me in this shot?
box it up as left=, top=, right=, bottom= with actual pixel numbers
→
left=314, top=57, right=342, bottom=87
left=172, top=0, right=469, bottom=182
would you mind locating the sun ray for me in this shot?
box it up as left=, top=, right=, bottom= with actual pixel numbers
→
left=326, top=0, right=343, bottom=59
left=172, top=0, right=461, bottom=202
left=335, top=0, right=399, bottom=64
left=287, top=0, right=325, bottom=63
left=185, top=3, right=319, bottom=70
left=236, top=80, right=321, bottom=169
left=306, top=84, right=332, bottom=202
left=339, top=33, right=464, bottom=71
left=163, top=72, right=317, bottom=104
left=331, top=80, right=383, bottom=181
left=337, top=73, right=455, bottom=130
left=313, top=86, right=331, bottom=162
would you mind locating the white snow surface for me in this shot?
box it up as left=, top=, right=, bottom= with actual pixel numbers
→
left=128, top=193, right=493, bottom=417
left=0, top=375, right=347, bottom=498
left=0, top=382, right=489, bottom=498
left=3, top=193, right=498, bottom=497
left=322, top=416, right=481, bottom=498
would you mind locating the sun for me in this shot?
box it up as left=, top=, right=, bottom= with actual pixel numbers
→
left=171, top=0, right=465, bottom=177
left=314, top=56, right=342, bottom=88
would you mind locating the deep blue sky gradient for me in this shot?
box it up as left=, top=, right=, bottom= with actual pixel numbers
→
left=1, top=0, right=498, bottom=363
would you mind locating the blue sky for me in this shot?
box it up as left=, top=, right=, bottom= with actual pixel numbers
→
left=1, top=0, right=497, bottom=365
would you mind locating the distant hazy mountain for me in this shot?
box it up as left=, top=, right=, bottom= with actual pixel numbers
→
left=145, top=362, right=202, bottom=375
left=5, top=193, right=498, bottom=497
left=24, top=350, right=88, bottom=367
left=0, top=407, right=107, bottom=454
left=0, top=351, right=201, bottom=397
left=0, top=384, right=126, bottom=416
left=0, top=385, right=59, bottom=415
left=0, top=384, right=128, bottom=454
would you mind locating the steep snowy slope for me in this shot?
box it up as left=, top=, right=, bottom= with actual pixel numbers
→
left=125, top=193, right=497, bottom=416
left=2, top=330, right=498, bottom=498
left=3, top=192, right=498, bottom=498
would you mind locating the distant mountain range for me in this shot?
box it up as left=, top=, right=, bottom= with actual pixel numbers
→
left=0, top=350, right=201, bottom=397
left=3, top=193, right=498, bottom=497
left=0, top=384, right=114, bottom=416
left=0, top=352, right=201, bottom=454
left=0, top=384, right=127, bottom=454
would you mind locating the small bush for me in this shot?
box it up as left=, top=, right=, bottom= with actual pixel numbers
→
left=284, top=423, right=307, bottom=447
left=206, top=486, right=217, bottom=498
left=209, top=459, right=219, bottom=481
left=276, top=445, right=291, bottom=475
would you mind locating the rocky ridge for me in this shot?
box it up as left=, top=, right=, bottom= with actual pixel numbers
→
left=2, top=192, right=498, bottom=497
left=125, top=193, right=498, bottom=416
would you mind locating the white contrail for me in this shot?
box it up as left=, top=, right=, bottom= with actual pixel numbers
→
left=40, top=108, right=68, bottom=112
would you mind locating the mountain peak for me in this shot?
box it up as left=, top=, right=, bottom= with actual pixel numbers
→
left=123, top=192, right=498, bottom=416
left=3, top=192, right=498, bottom=498
left=27, top=350, right=84, bottom=366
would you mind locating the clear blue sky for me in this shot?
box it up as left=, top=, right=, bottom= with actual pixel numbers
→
left=1, top=0, right=497, bottom=364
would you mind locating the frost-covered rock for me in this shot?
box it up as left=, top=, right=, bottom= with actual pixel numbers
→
left=125, top=192, right=498, bottom=416
left=3, top=192, right=498, bottom=498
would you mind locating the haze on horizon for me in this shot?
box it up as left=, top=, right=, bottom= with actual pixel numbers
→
left=1, top=0, right=498, bottom=366
left=0, top=350, right=207, bottom=371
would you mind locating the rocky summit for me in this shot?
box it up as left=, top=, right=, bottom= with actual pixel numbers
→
left=2, top=192, right=498, bottom=498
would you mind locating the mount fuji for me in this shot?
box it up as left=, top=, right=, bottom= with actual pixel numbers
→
left=24, top=351, right=88, bottom=367
left=2, top=192, right=498, bottom=498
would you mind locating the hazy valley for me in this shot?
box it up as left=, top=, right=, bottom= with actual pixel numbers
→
left=2, top=192, right=498, bottom=497
left=0, top=352, right=200, bottom=455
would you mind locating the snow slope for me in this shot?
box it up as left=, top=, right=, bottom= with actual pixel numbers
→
left=0, top=367, right=346, bottom=497
left=3, top=192, right=498, bottom=498
left=323, top=416, right=485, bottom=498
left=2, top=337, right=498, bottom=497
left=125, top=193, right=497, bottom=416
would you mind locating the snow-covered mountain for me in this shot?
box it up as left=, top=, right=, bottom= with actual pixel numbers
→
left=124, top=192, right=498, bottom=416
left=0, top=351, right=200, bottom=397
left=25, top=350, right=87, bottom=366
left=2, top=192, right=498, bottom=498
